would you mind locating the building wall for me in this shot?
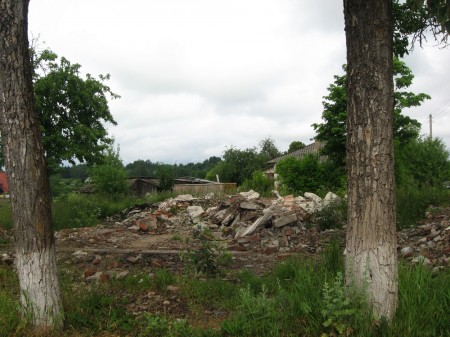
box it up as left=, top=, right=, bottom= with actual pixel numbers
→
left=173, top=183, right=237, bottom=196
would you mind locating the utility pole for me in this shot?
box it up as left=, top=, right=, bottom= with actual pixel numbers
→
left=429, top=114, right=432, bottom=139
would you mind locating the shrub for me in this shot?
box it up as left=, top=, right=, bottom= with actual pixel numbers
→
left=240, top=171, right=274, bottom=197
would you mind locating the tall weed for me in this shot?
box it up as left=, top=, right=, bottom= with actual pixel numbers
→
left=396, top=186, right=450, bottom=229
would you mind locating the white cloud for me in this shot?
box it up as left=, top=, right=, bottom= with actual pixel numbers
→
left=29, top=0, right=450, bottom=165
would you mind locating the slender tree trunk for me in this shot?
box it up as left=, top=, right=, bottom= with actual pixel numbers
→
left=343, top=0, right=398, bottom=320
left=0, top=0, right=63, bottom=329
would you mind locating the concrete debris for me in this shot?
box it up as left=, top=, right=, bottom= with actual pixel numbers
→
left=239, top=190, right=260, bottom=200
left=187, top=206, right=205, bottom=222
left=2, top=190, right=445, bottom=276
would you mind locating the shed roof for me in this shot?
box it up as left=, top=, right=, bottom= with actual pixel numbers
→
left=267, top=141, right=325, bottom=165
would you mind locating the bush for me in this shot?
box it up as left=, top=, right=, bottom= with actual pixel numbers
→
left=396, top=186, right=450, bottom=229
left=276, top=155, right=344, bottom=195
left=240, top=171, right=274, bottom=197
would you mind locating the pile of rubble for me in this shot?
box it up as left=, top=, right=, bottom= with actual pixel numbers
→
left=1, top=191, right=449, bottom=273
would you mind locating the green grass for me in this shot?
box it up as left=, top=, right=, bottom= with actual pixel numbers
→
left=1, top=246, right=449, bottom=337
left=0, top=199, right=13, bottom=230
left=396, top=186, right=450, bottom=229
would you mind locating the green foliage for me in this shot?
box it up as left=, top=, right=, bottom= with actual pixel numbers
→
left=258, top=137, right=282, bottom=162
left=207, top=147, right=264, bottom=185
left=396, top=185, right=450, bottom=229
left=89, top=145, right=129, bottom=197
left=391, top=263, right=450, bottom=337
left=32, top=48, right=119, bottom=172
left=313, top=58, right=428, bottom=170
left=314, top=199, right=348, bottom=231
left=156, top=164, right=174, bottom=191
left=397, top=137, right=450, bottom=188
left=240, top=170, right=274, bottom=197
left=181, top=228, right=232, bottom=277
left=0, top=199, right=12, bottom=230
left=125, top=157, right=222, bottom=179
left=49, top=175, right=84, bottom=198
left=206, top=138, right=281, bottom=186
left=287, top=140, right=306, bottom=153
left=52, top=193, right=100, bottom=229
left=222, top=285, right=280, bottom=337
left=52, top=193, right=141, bottom=230
left=276, top=155, right=344, bottom=195
left=152, top=269, right=176, bottom=292
left=406, top=0, right=450, bottom=41
left=321, top=272, right=358, bottom=337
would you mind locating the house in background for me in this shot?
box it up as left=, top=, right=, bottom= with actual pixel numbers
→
left=265, top=141, right=325, bottom=180
left=127, top=177, right=161, bottom=196
left=0, top=171, right=9, bottom=194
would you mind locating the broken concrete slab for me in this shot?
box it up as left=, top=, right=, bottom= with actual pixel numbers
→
left=239, top=190, right=260, bottom=200
left=187, top=205, right=204, bottom=222
left=273, top=213, right=297, bottom=228
left=237, top=208, right=274, bottom=237
left=240, top=201, right=262, bottom=210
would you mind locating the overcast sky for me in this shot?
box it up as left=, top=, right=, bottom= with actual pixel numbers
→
left=28, top=0, right=450, bottom=165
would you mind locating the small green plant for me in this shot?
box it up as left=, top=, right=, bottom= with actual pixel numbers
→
left=0, top=200, right=13, bottom=230
left=321, top=272, right=355, bottom=337
left=152, top=269, right=176, bottom=292
left=171, top=234, right=183, bottom=241
left=314, top=199, right=347, bottom=230
left=181, top=227, right=232, bottom=277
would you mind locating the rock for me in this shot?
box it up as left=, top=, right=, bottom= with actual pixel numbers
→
left=137, top=215, right=158, bottom=231
left=175, top=194, right=195, bottom=201
left=84, top=268, right=97, bottom=278
left=272, top=190, right=283, bottom=200
left=187, top=205, right=205, bottom=221
left=128, top=225, right=140, bottom=231
left=85, top=271, right=103, bottom=282
left=127, top=254, right=142, bottom=264
left=1, top=253, right=13, bottom=265
left=163, top=300, right=170, bottom=306
left=205, top=192, right=215, bottom=200
left=166, top=285, right=179, bottom=292
left=323, top=192, right=340, bottom=207
left=239, top=190, right=260, bottom=200
left=115, top=270, right=130, bottom=279
left=237, top=208, right=274, bottom=237
left=304, top=192, right=322, bottom=204
left=273, top=213, right=297, bottom=228
left=400, top=246, right=414, bottom=258
left=283, top=195, right=294, bottom=208
left=240, top=201, right=262, bottom=210
left=412, top=255, right=432, bottom=266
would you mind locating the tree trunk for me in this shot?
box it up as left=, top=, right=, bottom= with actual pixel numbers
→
left=343, top=0, right=398, bottom=320
left=0, top=0, right=63, bottom=329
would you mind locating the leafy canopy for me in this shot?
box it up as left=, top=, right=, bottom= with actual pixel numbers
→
left=33, top=49, right=119, bottom=172
left=312, top=58, right=429, bottom=169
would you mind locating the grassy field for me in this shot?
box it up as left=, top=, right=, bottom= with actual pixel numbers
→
left=0, top=240, right=448, bottom=337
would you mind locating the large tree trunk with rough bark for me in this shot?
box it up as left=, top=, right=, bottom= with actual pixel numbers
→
left=0, top=0, right=63, bottom=329
left=343, top=0, right=398, bottom=320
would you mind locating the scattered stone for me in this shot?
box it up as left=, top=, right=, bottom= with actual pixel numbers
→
left=175, top=194, right=195, bottom=201
left=187, top=206, right=204, bottom=222
left=273, top=213, right=297, bottom=228
left=115, top=270, right=130, bottom=279
left=240, top=201, right=262, bottom=210
left=400, top=246, right=414, bottom=258
left=239, top=190, right=260, bottom=200
left=127, top=254, right=142, bottom=264
left=166, top=285, right=179, bottom=292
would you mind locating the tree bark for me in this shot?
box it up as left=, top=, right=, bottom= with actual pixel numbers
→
left=0, top=0, right=63, bottom=329
left=343, top=0, right=398, bottom=320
